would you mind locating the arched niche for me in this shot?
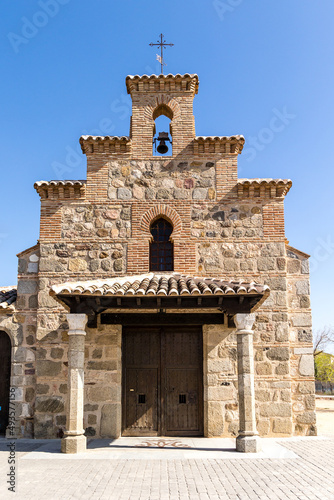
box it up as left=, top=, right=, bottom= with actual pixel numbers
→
left=149, top=218, right=174, bottom=271
left=152, top=104, right=174, bottom=156
left=140, top=205, right=182, bottom=240
left=153, top=103, right=174, bottom=121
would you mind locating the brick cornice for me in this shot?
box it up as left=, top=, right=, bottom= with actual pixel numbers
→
left=34, top=180, right=86, bottom=200
left=237, top=178, right=292, bottom=198
left=80, top=136, right=131, bottom=155
left=126, top=73, right=199, bottom=96
left=194, top=136, right=245, bottom=154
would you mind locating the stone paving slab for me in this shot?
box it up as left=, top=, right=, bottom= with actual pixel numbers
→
left=18, top=437, right=298, bottom=460
left=0, top=437, right=333, bottom=500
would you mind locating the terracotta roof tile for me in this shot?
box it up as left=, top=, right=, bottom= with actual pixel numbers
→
left=195, top=135, right=245, bottom=142
left=34, top=180, right=86, bottom=188
left=126, top=74, right=199, bottom=95
left=126, top=73, right=198, bottom=80
left=50, top=273, right=269, bottom=298
left=0, top=287, right=17, bottom=311
left=193, top=136, right=245, bottom=154
left=79, top=136, right=131, bottom=154
left=80, top=136, right=130, bottom=142
left=237, top=178, right=292, bottom=196
left=238, top=178, right=292, bottom=185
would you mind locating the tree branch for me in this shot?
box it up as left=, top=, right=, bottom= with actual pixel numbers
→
left=313, top=326, right=334, bottom=357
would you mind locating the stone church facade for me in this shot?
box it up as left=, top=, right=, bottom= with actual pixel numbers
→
left=0, top=73, right=316, bottom=453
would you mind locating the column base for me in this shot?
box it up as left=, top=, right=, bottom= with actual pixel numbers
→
left=61, top=434, right=86, bottom=454
left=236, top=435, right=261, bottom=453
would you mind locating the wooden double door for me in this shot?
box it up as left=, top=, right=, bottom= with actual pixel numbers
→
left=122, top=326, right=203, bottom=436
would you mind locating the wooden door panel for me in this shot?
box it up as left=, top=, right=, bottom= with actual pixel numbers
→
left=166, top=369, right=199, bottom=432
left=124, top=329, right=160, bottom=367
left=164, top=328, right=202, bottom=367
left=125, top=368, right=158, bottom=433
left=122, top=326, right=203, bottom=436
left=0, top=332, right=11, bottom=435
left=163, top=327, right=203, bottom=436
left=123, top=328, right=160, bottom=435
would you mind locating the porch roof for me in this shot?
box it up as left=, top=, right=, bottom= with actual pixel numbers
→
left=0, top=287, right=17, bottom=312
left=50, top=273, right=270, bottom=316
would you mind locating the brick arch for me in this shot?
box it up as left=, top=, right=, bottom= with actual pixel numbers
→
left=140, top=205, right=182, bottom=240
left=153, top=103, right=173, bottom=121
left=143, top=96, right=181, bottom=123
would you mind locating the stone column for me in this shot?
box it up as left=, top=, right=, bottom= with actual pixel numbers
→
left=61, top=313, right=88, bottom=454
left=234, top=313, right=261, bottom=453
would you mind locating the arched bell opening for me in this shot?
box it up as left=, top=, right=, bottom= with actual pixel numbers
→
left=152, top=105, right=173, bottom=156
left=0, top=331, right=12, bottom=435
left=149, top=217, right=174, bottom=271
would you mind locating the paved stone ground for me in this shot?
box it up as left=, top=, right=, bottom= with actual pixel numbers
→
left=0, top=436, right=334, bottom=499
left=315, top=397, right=334, bottom=436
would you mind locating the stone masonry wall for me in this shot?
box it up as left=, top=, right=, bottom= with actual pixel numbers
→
left=286, top=246, right=316, bottom=435
left=34, top=319, right=121, bottom=439
left=9, top=73, right=316, bottom=440
left=107, top=159, right=216, bottom=202
left=9, top=245, right=40, bottom=437
left=29, top=152, right=316, bottom=438
left=204, top=316, right=293, bottom=439
left=85, top=155, right=239, bottom=202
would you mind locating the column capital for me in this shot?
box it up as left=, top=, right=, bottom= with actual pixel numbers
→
left=234, top=313, right=255, bottom=334
left=66, top=313, right=88, bottom=335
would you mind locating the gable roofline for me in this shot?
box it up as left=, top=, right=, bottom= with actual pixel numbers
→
left=16, top=243, right=40, bottom=258
left=286, top=244, right=311, bottom=259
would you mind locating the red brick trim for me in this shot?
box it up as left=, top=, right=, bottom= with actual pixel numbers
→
left=40, top=202, right=62, bottom=240
left=143, top=96, right=181, bottom=123
left=140, top=205, right=182, bottom=240
left=263, top=201, right=285, bottom=240
left=127, top=240, right=150, bottom=274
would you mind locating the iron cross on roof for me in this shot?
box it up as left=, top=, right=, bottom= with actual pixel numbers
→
left=149, top=34, right=174, bottom=74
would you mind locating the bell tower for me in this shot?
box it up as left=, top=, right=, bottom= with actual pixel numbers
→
left=126, top=73, right=199, bottom=158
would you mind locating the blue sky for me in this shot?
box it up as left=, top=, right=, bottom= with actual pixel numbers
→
left=1, top=0, right=333, bottom=335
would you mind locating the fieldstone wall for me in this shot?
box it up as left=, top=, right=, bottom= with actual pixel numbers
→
left=193, top=203, right=263, bottom=241
left=11, top=245, right=40, bottom=437
left=203, top=321, right=293, bottom=438
left=197, top=241, right=283, bottom=276
left=31, top=184, right=313, bottom=439
left=83, top=323, right=122, bottom=439
left=11, top=151, right=314, bottom=440
left=107, top=159, right=216, bottom=201
left=7, top=71, right=316, bottom=442
left=62, top=204, right=131, bottom=241
left=39, top=241, right=126, bottom=277
left=286, top=246, right=316, bottom=435
left=27, top=184, right=314, bottom=440
left=34, top=312, right=67, bottom=439
left=203, top=323, right=238, bottom=437
left=34, top=319, right=122, bottom=439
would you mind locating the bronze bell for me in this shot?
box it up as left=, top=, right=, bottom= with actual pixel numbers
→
left=155, top=132, right=171, bottom=155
